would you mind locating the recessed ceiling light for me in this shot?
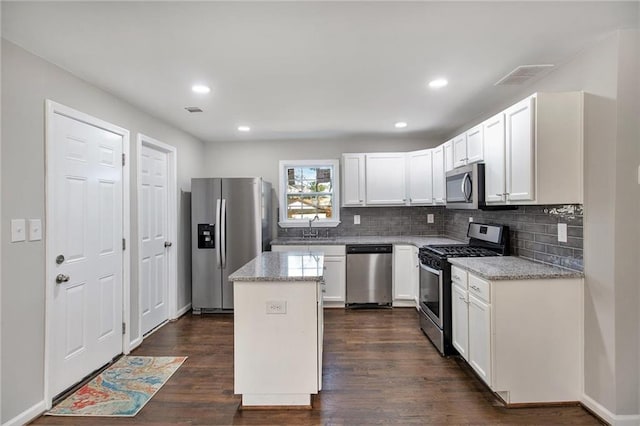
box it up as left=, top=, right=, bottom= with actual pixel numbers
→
left=428, top=78, right=448, bottom=89
left=394, top=122, right=408, bottom=129
left=237, top=125, right=251, bottom=132
left=191, top=84, right=211, bottom=94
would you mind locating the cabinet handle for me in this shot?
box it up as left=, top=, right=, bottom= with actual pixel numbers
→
left=495, top=193, right=503, bottom=197
left=453, top=275, right=461, bottom=281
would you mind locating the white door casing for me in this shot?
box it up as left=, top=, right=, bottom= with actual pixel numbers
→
left=137, top=134, right=177, bottom=340
left=44, top=100, right=130, bottom=406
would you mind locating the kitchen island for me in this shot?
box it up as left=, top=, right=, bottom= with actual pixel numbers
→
left=229, top=251, right=324, bottom=408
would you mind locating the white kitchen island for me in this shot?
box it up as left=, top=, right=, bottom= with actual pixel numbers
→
left=229, top=251, right=324, bottom=408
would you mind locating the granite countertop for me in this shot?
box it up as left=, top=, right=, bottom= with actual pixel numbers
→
left=229, top=251, right=324, bottom=282
left=271, top=235, right=463, bottom=247
left=448, top=256, right=584, bottom=281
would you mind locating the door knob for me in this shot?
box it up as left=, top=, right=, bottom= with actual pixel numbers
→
left=56, top=254, right=65, bottom=265
left=56, top=274, right=70, bottom=284
left=164, top=241, right=173, bottom=248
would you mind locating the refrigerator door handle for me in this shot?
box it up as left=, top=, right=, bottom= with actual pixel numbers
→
left=221, top=198, right=227, bottom=269
left=215, top=198, right=222, bottom=269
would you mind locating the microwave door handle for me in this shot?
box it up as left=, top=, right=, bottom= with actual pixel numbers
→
left=462, top=173, right=472, bottom=201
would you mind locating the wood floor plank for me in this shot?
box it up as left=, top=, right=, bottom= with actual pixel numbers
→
left=31, top=308, right=602, bottom=425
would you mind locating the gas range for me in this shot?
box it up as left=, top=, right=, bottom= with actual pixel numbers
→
left=417, top=223, right=509, bottom=356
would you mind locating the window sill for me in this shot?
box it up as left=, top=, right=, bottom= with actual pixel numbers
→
left=278, top=220, right=341, bottom=228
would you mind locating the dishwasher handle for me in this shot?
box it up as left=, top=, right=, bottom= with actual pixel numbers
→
left=346, top=244, right=393, bottom=254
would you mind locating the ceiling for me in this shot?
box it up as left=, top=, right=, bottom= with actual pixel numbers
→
left=2, top=1, right=637, bottom=143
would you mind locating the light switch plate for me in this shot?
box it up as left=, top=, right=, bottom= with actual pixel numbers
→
left=29, top=219, right=42, bottom=241
left=354, top=215, right=360, bottom=225
left=11, top=219, right=26, bottom=242
left=468, top=217, right=474, bottom=222
left=427, top=214, right=434, bottom=224
left=557, top=223, right=568, bottom=243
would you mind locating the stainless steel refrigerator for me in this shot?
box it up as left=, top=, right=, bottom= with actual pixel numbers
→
left=191, top=178, right=272, bottom=312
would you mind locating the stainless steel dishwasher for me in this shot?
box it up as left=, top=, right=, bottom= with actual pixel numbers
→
left=346, top=244, right=393, bottom=307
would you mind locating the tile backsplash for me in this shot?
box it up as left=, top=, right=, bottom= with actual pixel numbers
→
left=443, top=205, right=584, bottom=271
left=277, top=206, right=445, bottom=238
left=277, top=204, right=584, bottom=272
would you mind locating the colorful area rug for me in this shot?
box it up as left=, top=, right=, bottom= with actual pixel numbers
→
left=46, top=356, right=187, bottom=417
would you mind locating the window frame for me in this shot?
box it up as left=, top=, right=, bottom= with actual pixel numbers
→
left=278, top=159, right=341, bottom=228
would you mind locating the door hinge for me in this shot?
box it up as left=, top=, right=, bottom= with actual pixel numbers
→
left=122, top=322, right=126, bottom=335
left=122, top=238, right=126, bottom=250
left=122, top=153, right=126, bottom=166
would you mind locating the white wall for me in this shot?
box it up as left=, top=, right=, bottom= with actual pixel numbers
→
left=1, top=39, right=206, bottom=424
left=204, top=138, right=437, bottom=188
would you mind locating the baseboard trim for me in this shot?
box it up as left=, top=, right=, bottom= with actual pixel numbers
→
left=174, top=303, right=192, bottom=319
left=129, top=336, right=143, bottom=351
left=3, top=400, right=46, bottom=426
left=581, top=393, right=640, bottom=425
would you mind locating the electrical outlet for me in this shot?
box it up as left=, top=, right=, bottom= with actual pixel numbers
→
left=427, top=214, right=434, bottom=224
left=468, top=217, right=474, bottom=223
left=557, top=223, right=568, bottom=243
left=266, top=300, right=287, bottom=314
left=354, top=215, right=360, bottom=225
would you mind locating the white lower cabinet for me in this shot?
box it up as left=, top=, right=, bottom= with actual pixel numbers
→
left=451, top=283, right=469, bottom=360
left=272, top=245, right=346, bottom=307
left=450, top=266, right=583, bottom=404
left=392, top=245, right=419, bottom=307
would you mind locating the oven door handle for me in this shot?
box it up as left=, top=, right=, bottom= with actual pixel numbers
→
left=420, top=263, right=442, bottom=276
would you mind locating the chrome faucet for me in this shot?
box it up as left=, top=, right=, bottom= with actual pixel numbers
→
left=303, top=215, right=320, bottom=239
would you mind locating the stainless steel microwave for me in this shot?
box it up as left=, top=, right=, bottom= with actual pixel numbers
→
left=445, top=163, right=486, bottom=210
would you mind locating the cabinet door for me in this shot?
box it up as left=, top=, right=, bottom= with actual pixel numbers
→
left=505, top=96, right=535, bottom=202
left=452, top=284, right=469, bottom=360
left=483, top=113, right=506, bottom=204
left=432, top=145, right=445, bottom=204
left=452, top=133, right=468, bottom=168
left=393, top=245, right=419, bottom=302
left=407, top=150, right=433, bottom=205
left=466, top=124, right=484, bottom=164
left=469, top=293, right=492, bottom=387
left=444, top=140, right=454, bottom=172
left=342, top=154, right=366, bottom=206
left=322, top=255, right=346, bottom=303
left=365, top=153, right=407, bottom=205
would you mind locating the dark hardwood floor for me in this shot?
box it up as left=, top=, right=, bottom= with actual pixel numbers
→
left=32, top=308, right=602, bottom=425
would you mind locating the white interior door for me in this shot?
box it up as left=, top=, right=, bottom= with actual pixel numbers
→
left=140, top=144, right=170, bottom=335
left=49, top=110, right=124, bottom=398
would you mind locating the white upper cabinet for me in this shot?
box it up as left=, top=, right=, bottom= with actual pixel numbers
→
left=486, top=92, right=583, bottom=206
left=407, top=149, right=433, bottom=205
left=341, top=153, right=366, bottom=206
left=365, top=153, right=407, bottom=205
left=505, top=97, right=535, bottom=202
left=432, top=145, right=446, bottom=204
left=466, top=124, right=484, bottom=164
left=444, top=140, right=454, bottom=172
left=452, top=133, right=468, bottom=168
left=483, top=113, right=507, bottom=203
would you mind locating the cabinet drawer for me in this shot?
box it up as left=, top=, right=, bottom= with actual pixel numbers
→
left=468, top=274, right=490, bottom=302
left=451, top=265, right=468, bottom=288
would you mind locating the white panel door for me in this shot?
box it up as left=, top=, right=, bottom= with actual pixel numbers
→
left=505, top=96, right=536, bottom=202
left=407, top=150, right=433, bottom=205
left=452, top=134, right=468, bottom=168
left=365, top=153, right=406, bottom=205
left=469, top=293, right=492, bottom=386
left=50, top=112, right=123, bottom=397
left=451, top=284, right=469, bottom=360
left=432, top=145, right=445, bottom=204
left=466, top=124, right=484, bottom=164
left=140, top=144, right=169, bottom=335
left=483, top=113, right=506, bottom=204
left=341, top=154, right=365, bottom=206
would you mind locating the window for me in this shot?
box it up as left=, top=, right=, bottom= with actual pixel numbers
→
left=278, top=159, right=340, bottom=227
